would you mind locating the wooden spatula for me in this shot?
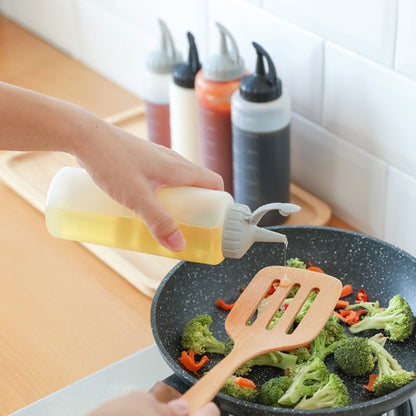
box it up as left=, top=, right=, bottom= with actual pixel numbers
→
left=182, top=265, right=342, bottom=414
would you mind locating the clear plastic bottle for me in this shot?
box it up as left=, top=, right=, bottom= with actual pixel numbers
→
left=170, top=32, right=201, bottom=164
left=45, top=167, right=300, bottom=265
left=232, top=42, right=291, bottom=226
left=143, top=19, right=182, bottom=147
left=195, top=22, right=245, bottom=194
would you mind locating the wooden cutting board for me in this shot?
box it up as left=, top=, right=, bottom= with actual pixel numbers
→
left=0, top=106, right=331, bottom=297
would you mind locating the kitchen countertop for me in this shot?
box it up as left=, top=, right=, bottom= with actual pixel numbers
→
left=0, top=15, right=355, bottom=415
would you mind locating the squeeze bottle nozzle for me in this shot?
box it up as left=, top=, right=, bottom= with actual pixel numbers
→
left=146, top=19, right=182, bottom=74
left=221, top=202, right=300, bottom=259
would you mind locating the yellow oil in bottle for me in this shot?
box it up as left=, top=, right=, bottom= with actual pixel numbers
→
left=45, top=207, right=225, bottom=265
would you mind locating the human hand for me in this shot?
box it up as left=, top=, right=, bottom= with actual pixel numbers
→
left=86, top=392, right=220, bottom=416
left=74, top=119, right=224, bottom=252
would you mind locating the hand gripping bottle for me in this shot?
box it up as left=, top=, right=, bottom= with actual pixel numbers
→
left=45, top=167, right=300, bottom=265
left=170, top=32, right=201, bottom=164
left=144, top=19, right=182, bottom=147
left=231, top=42, right=291, bottom=226
left=195, top=22, right=245, bottom=194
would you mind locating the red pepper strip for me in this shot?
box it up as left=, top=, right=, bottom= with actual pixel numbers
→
left=179, top=350, right=210, bottom=373
left=339, top=309, right=353, bottom=317
left=364, top=373, right=378, bottom=392
left=307, top=262, right=325, bottom=273
left=265, top=283, right=280, bottom=298
left=355, top=288, right=369, bottom=303
left=335, top=300, right=350, bottom=309
left=233, top=377, right=257, bottom=389
left=216, top=299, right=235, bottom=310
left=339, top=284, right=353, bottom=298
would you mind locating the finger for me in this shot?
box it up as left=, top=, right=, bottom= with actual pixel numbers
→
left=136, top=189, right=185, bottom=252
left=193, top=402, right=221, bottom=416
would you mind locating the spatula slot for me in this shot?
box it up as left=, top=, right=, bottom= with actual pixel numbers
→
left=266, top=286, right=320, bottom=335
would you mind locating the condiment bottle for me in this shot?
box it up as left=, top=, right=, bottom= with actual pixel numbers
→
left=45, top=167, right=300, bottom=265
left=143, top=19, right=182, bottom=147
left=170, top=32, right=201, bottom=164
left=195, top=22, right=245, bottom=194
left=231, top=42, right=291, bottom=226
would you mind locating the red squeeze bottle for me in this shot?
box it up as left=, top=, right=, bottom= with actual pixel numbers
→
left=144, top=19, right=182, bottom=147
left=195, top=22, right=245, bottom=194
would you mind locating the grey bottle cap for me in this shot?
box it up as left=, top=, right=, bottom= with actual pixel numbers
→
left=203, top=22, right=245, bottom=81
left=222, top=202, right=301, bottom=259
left=146, top=19, right=183, bottom=74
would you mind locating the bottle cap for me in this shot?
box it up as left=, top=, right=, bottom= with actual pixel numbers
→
left=222, top=202, right=301, bottom=259
left=202, top=22, right=245, bottom=81
left=146, top=19, right=183, bottom=74
left=173, top=32, right=201, bottom=89
left=239, top=42, right=282, bottom=102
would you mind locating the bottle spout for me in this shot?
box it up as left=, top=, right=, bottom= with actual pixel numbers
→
left=253, top=226, right=288, bottom=248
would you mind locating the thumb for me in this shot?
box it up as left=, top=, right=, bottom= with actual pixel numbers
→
left=138, top=191, right=186, bottom=252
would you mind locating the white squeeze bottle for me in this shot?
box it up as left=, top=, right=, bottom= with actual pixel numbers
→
left=45, top=167, right=300, bottom=265
left=170, top=32, right=201, bottom=164
left=143, top=19, right=182, bottom=148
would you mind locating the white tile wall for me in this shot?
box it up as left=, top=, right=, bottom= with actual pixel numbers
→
left=208, top=0, right=324, bottom=123
left=76, top=1, right=147, bottom=97
left=1, top=0, right=416, bottom=255
left=0, top=0, right=79, bottom=56
left=291, top=114, right=388, bottom=238
left=395, top=0, right=416, bottom=80
left=263, top=0, right=398, bottom=67
left=324, top=43, right=416, bottom=179
left=385, top=167, right=416, bottom=257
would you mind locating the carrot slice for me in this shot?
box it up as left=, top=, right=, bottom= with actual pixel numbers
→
left=233, top=376, right=257, bottom=389
left=216, top=299, right=235, bottom=310
left=179, top=350, right=210, bottom=372
left=339, top=284, right=353, bottom=298
left=364, top=374, right=378, bottom=391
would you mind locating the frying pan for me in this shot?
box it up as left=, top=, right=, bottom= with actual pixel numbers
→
left=151, top=226, right=416, bottom=416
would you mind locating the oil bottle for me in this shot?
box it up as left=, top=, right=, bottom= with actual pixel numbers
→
left=170, top=32, right=201, bottom=164
left=45, top=167, right=300, bottom=265
left=231, top=42, right=291, bottom=226
left=143, top=19, right=182, bottom=147
left=195, top=22, right=245, bottom=194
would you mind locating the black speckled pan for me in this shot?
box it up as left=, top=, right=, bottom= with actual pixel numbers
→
left=151, top=226, right=416, bottom=416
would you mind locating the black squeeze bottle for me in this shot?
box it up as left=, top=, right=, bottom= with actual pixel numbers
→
left=231, top=42, right=291, bottom=226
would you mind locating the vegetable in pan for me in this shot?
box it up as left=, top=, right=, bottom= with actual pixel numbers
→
left=181, top=314, right=226, bottom=355
left=294, top=373, right=350, bottom=409
left=224, top=339, right=297, bottom=375
left=259, top=375, right=292, bottom=407
left=178, top=258, right=416, bottom=410
left=333, top=336, right=376, bottom=376
left=221, top=375, right=259, bottom=402
left=347, top=294, right=415, bottom=342
left=370, top=336, right=416, bottom=397
left=277, top=357, right=331, bottom=406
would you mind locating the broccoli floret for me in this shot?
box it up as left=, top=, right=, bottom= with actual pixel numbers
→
left=259, top=376, right=293, bottom=407
left=334, top=337, right=375, bottom=376
left=349, top=295, right=415, bottom=342
left=286, top=257, right=307, bottom=269
left=309, top=315, right=346, bottom=361
left=278, top=357, right=330, bottom=407
left=295, top=291, right=317, bottom=324
left=368, top=338, right=416, bottom=397
left=225, top=339, right=297, bottom=375
left=324, top=314, right=348, bottom=345
left=295, top=373, right=350, bottom=409
left=236, top=351, right=298, bottom=376
left=181, top=315, right=226, bottom=355
left=221, top=375, right=259, bottom=402
left=289, top=346, right=311, bottom=364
